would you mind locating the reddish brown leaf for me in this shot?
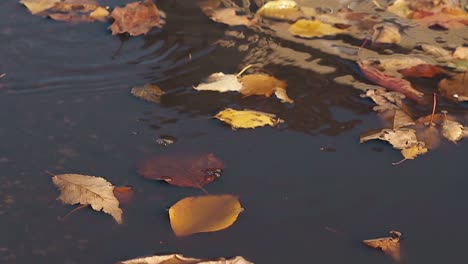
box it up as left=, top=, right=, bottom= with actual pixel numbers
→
left=109, top=0, right=163, bottom=36
left=113, top=186, right=134, bottom=205
left=358, top=61, right=424, bottom=101
left=398, top=64, right=447, bottom=78
left=438, top=73, right=468, bottom=102
left=137, top=153, right=224, bottom=189
left=412, top=8, right=468, bottom=29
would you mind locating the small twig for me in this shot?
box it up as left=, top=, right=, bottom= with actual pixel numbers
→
left=236, top=64, right=253, bottom=77
left=428, top=93, right=437, bottom=126
left=60, top=204, right=89, bottom=221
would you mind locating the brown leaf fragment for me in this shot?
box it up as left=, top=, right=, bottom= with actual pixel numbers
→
left=208, top=8, right=256, bottom=26
left=360, top=128, right=419, bottom=149
left=109, top=0, right=163, bottom=36
left=438, top=73, right=468, bottom=102
left=52, top=174, right=123, bottom=224
left=398, top=64, right=447, bottom=78
left=363, top=89, right=403, bottom=112
left=137, top=153, right=224, bottom=189
left=131, top=84, right=164, bottom=103
left=358, top=61, right=424, bottom=101
left=113, top=186, right=134, bottom=205
left=119, top=254, right=253, bottom=264
left=372, top=23, right=401, bottom=44
left=363, top=230, right=402, bottom=261
left=24, top=0, right=109, bottom=23
left=393, top=109, right=415, bottom=129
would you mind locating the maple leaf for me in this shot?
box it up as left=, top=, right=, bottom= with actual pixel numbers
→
left=109, top=0, right=164, bottom=36
left=52, top=174, right=123, bottom=224
left=137, top=153, right=224, bottom=189
left=169, top=194, right=243, bottom=237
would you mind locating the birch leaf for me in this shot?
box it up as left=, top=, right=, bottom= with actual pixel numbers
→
left=363, top=231, right=402, bottom=261
left=169, top=194, right=243, bottom=237
left=119, top=254, right=252, bottom=264
left=289, top=19, right=343, bottom=38
left=52, top=174, right=123, bottom=224
left=215, top=108, right=283, bottom=129
left=194, top=73, right=242, bottom=92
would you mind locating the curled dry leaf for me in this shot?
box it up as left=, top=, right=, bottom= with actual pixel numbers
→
left=358, top=61, right=424, bottom=101
left=119, top=254, right=253, bottom=264
left=360, top=128, right=419, bottom=150
left=240, top=74, right=293, bottom=103
left=256, top=0, right=302, bottom=21
left=438, top=73, right=468, bottom=102
left=110, top=0, right=164, bottom=36
left=215, top=108, right=284, bottom=129
left=137, top=153, right=224, bottom=189
left=52, top=174, right=123, bottom=224
left=363, top=230, right=402, bottom=261
left=169, top=194, right=243, bottom=237
left=289, top=19, right=343, bottom=38
left=194, top=73, right=243, bottom=92
left=371, top=23, right=401, bottom=44
left=131, top=84, right=164, bottom=103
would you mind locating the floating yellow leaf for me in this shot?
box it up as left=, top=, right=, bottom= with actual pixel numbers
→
left=119, top=254, right=253, bottom=264
left=240, top=74, right=293, bottom=103
left=256, top=0, right=301, bottom=20
left=289, top=19, right=343, bottom=38
left=131, top=84, right=164, bottom=103
left=169, top=194, right=243, bottom=237
left=20, top=0, right=60, bottom=14
left=363, top=231, right=402, bottom=261
left=52, top=174, right=123, bottom=224
left=401, top=144, right=428, bottom=160
left=215, top=108, right=284, bottom=129
left=89, top=6, right=109, bottom=21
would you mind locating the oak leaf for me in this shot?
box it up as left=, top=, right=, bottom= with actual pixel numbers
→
left=169, top=194, right=243, bottom=237
left=363, top=230, right=402, bottom=261
left=119, top=254, right=252, bottom=264
left=52, top=174, right=123, bottom=224
left=215, top=108, right=284, bottom=129
left=109, top=0, right=164, bottom=36
left=137, top=153, right=224, bottom=189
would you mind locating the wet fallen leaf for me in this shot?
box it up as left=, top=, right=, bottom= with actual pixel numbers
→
left=415, top=125, right=440, bottom=150
left=358, top=61, right=424, bottom=101
left=20, top=0, right=60, bottom=14
left=363, top=230, right=402, bottom=261
left=401, top=144, right=428, bottom=159
left=109, top=0, right=164, bottom=36
left=89, top=6, right=110, bottom=21
left=256, top=0, right=302, bottom=21
left=113, top=186, right=134, bottom=205
left=215, top=108, right=284, bottom=129
left=372, top=23, right=401, bottom=44
left=393, top=109, right=414, bottom=129
left=453, top=47, right=468, bottom=60
left=398, top=64, right=447, bottom=78
left=420, top=44, right=452, bottom=59
left=131, top=84, right=164, bottom=103
left=194, top=73, right=243, bottom=92
left=137, top=153, right=224, bottom=189
left=363, top=89, right=404, bottom=112
left=119, top=254, right=252, bottom=264
left=274, top=87, right=294, bottom=103
left=239, top=74, right=293, bottom=103
left=360, top=128, right=419, bottom=149
left=362, top=57, right=428, bottom=76
left=289, top=19, right=343, bottom=38
left=169, top=194, right=243, bottom=236
left=21, top=0, right=108, bottom=22
left=450, top=60, right=468, bottom=70
left=209, top=8, right=256, bottom=26
left=52, top=174, right=123, bottom=224
left=438, top=73, right=468, bottom=101
left=441, top=112, right=465, bottom=143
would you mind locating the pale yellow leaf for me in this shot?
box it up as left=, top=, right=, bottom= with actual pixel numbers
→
left=401, top=144, right=428, bottom=160
left=20, top=0, right=60, bottom=14
left=215, top=108, right=283, bottom=129
left=256, top=0, right=301, bottom=20
left=169, top=194, right=243, bottom=237
left=453, top=47, right=468, bottom=60
left=119, top=254, right=253, bottom=264
left=442, top=118, right=465, bottom=143
left=289, top=19, right=343, bottom=38
left=52, top=174, right=123, bottom=224
left=387, top=0, right=412, bottom=18
left=89, top=6, right=109, bottom=21
left=372, top=23, right=401, bottom=44
left=274, top=88, right=294, bottom=103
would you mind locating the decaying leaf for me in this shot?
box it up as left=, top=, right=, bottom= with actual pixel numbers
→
left=401, top=144, right=428, bottom=160
left=256, top=0, right=302, bottom=21
left=119, top=254, right=253, bottom=264
left=360, top=128, right=419, bottom=150
left=52, top=174, right=123, bottom=224
left=110, top=0, right=164, bottom=36
left=363, top=230, right=402, bottom=261
left=289, top=19, right=343, bottom=38
left=194, top=73, right=243, bottom=92
left=438, top=73, right=468, bottom=101
left=363, top=89, right=404, bottom=112
left=441, top=111, right=465, bottom=143
left=239, top=74, right=293, bottom=103
left=372, top=23, right=401, bottom=44
left=169, top=194, right=243, bottom=236
left=137, top=153, right=224, bottom=189
left=113, top=186, right=134, bottom=205
left=358, top=61, right=424, bottom=101
left=415, top=124, right=440, bottom=150
left=21, top=0, right=109, bottom=22
left=131, top=84, right=164, bottom=103
left=20, top=0, right=60, bottom=14
left=393, top=109, right=414, bottom=129
left=398, top=64, right=447, bottom=78
left=215, top=108, right=284, bottom=129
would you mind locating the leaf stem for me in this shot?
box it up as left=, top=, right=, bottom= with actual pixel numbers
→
left=428, top=93, right=437, bottom=126
left=60, top=204, right=89, bottom=221
left=236, top=64, right=253, bottom=77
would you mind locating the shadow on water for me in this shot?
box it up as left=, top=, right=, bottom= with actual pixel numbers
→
left=1, top=0, right=468, bottom=264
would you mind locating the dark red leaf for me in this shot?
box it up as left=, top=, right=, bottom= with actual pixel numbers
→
left=398, top=64, right=447, bottom=78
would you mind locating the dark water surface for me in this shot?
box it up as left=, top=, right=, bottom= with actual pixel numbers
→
left=1, top=1, right=468, bottom=263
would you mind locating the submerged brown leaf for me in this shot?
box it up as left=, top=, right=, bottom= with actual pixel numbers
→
left=363, top=230, right=402, bottom=261
left=52, top=174, right=123, bottom=223
left=169, top=194, right=243, bottom=236
left=110, top=0, right=163, bottom=36
left=131, top=84, right=164, bottom=103
left=137, top=153, right=224, bottom=189
left=119, top=254, right=253, bottom=264
left=438, top=73, right=468, bottom=102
